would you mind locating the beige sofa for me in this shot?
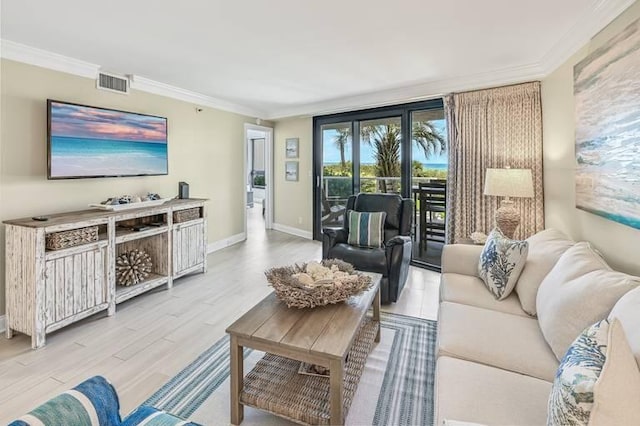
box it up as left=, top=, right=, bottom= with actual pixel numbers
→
left=436, top=243, right=555, bottom=425
left=434, top=235, right=640, bottom=426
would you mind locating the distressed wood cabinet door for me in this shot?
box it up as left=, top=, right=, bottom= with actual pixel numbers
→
left=43, top=245, right=108, bottom=327
left=172, top=221, right=205, bottom=277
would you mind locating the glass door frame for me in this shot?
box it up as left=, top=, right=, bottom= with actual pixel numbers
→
left=312, top=98, right=444, bottom=241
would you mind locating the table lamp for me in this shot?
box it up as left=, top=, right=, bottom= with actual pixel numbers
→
left=483, top=167, right=534, bottom=238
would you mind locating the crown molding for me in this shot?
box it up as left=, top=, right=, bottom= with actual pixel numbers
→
left=0, top=39, right=265, bottom=119
left=129, top=76, right=265, bottom=118
left=1, top=39, right=99, bottom=78
left=267, top=0, right=634, bottom=119
left=538, top=0, right=636, bottom=74
left=265, top=62, right=546, bottom=119
left=1, top=0, right=633, bottom=121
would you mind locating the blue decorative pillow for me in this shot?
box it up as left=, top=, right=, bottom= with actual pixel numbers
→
left=347, top=211, right=386, bottom=249
left=547, top=320, right=609, bottom=425
left=9, top=376, right=121, bottom=426
left=478, top=228, right=529, bottom=300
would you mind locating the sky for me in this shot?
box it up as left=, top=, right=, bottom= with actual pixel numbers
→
left=50, top=101, right=167, bottom=143
left=323, top=119, right=448, bottom=165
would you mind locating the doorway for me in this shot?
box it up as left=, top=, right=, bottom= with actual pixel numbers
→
left=312, top=100, right=448, bottom=269
left=244, top=124, right=274, bottom=238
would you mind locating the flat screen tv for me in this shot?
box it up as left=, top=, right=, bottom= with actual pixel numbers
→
left=47, top=100, right=168, bottom=179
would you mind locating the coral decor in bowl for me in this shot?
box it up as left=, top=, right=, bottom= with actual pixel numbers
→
left=265, top=259, right=372, bottom=309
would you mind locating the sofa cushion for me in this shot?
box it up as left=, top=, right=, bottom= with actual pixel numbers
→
left=609, top=286, right=640, bottom=368
left=435, top=356, right=552, bottom=426
left=548, top=319, right=640, bottom=426
left=515, top=228, right=574, bottom=316
left=346, top=210, right=386, bottom=248
left=441, top=244, right=484, bottom=276
left=478, top=228, right=529, bottom=300
left=440, top=273, right=529, bottom=317
left=536, top=242, right=640, bottom=360
left=9, top=376, right=121, bottom=426
left=438, top=302, right=559, bottom=382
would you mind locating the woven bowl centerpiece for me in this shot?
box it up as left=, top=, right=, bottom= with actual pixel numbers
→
left=265, top=259, right=372, bottom=309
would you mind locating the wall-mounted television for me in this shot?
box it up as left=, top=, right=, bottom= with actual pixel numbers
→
left=47, top=100, right=168, bottom=179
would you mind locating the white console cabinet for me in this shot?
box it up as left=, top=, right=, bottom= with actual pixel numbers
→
left=4, top=199, right=207, bottom=348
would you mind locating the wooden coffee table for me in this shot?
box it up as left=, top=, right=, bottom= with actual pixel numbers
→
left=226, top=272, right=381, bottom=425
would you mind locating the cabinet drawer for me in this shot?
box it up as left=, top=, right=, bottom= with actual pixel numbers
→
left=43, top=245, right=108, bottom=326
left=173, top=221, right=205, bottom=276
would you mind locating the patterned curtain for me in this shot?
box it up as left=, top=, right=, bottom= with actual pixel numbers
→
left=445, top=81, right=544, bottom=243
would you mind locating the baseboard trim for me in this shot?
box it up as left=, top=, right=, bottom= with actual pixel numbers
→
left=0, top=315, right=5, bottom=333
left=207, top=232, right=246, bottom=254
left=272, top=223, right=313, bottom=240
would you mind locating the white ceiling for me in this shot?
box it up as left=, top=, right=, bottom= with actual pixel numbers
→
left=0, top=0, right=635, bottom=119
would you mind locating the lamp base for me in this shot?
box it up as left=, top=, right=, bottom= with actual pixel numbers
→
left=495, top=199, right=520, bottom=239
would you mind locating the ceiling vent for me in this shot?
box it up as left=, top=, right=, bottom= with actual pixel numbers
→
left=97, top=72, right=130, bottom=94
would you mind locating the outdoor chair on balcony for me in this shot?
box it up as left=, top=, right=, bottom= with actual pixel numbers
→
left=379, top=178, right=401, bottom=194
left=322, top=193, right=413, bottom=304
left=321, top=189, right=347, bottom=227
left=418, top=180, right=447, bottom=254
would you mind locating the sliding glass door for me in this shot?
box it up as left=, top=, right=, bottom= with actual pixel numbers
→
left=320, top=122, right=353, bottom=229
left=410, top=109, right=448, bottom=265
left=313, top=99, right=447, bottom=269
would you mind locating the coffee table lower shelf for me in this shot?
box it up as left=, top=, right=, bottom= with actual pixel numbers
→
left=239, top=317, right=379, bottom=425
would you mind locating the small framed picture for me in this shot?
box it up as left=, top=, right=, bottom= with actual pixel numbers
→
left=285, top=138, right=299, bottom=158
left=285, top=161, right=299, bottom=181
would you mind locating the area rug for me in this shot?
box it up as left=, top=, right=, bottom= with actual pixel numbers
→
left=143, top=312, right=437, bottom=425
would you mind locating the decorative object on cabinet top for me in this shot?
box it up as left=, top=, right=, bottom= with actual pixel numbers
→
left=89, top=192, right=171, bottom=211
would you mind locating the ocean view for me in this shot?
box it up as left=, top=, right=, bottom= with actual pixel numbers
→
left=419, top=163, right=447, bottom=170
left=50, top=136, right=168, bottom=177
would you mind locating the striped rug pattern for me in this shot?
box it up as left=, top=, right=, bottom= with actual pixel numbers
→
left=144, top=312, right=437, bottom=425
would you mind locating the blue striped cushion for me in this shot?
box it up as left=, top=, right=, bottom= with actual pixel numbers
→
left=122, top=406, right=201, bottom=426
left=347, top=211, right=386, bottom=248
left=9, top=376, right=121, bottom=426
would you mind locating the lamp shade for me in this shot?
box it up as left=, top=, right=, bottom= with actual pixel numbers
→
left=483, top=168, right=534, bottom=198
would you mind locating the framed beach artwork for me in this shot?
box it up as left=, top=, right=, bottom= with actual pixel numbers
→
left=574, top=18, right=640, bottom=230
left=285, top=161, right=298, bottom=181
left=285, top=138, right=299, bottom=158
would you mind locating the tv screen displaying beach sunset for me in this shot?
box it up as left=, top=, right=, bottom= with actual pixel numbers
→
left=48, top=101, right=168, bottom=179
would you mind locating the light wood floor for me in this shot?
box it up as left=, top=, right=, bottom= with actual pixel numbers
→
left=0, top=205, right=440, bottom=422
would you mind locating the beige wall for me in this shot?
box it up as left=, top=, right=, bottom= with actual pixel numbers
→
left=273, top=117, right=313, bottom=233
left=0, top=59, right=259, bottom=315
left=542, top=1, right=640, bottom=275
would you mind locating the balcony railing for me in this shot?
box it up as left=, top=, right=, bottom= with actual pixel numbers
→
left=323, top=176, right=445, bottom=198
